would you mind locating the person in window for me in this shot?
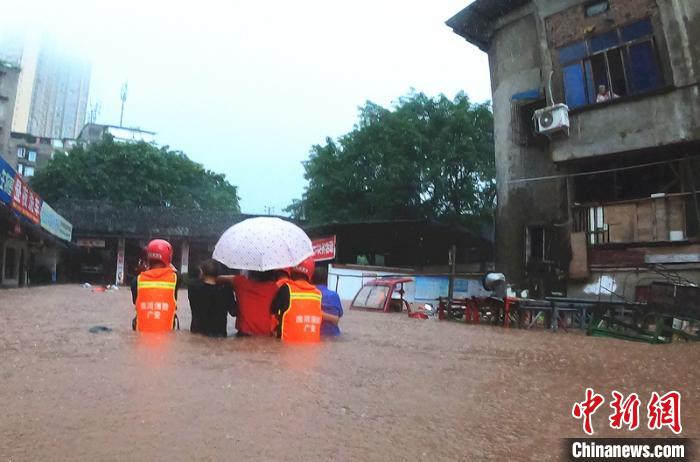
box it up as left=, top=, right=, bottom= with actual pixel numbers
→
left=596, top=84, right=618, bottom=103
left=188, top=259, right=237, bottom=337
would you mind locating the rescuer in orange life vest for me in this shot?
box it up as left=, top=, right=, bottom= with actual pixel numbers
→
left=131, top=239, right=179, bottom=332
left=271, top=257, right=340, bottom=343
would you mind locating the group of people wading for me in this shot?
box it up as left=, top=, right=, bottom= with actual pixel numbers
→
left=131, top=239, right=343, bottom=343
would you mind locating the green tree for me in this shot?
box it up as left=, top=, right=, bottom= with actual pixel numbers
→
left=31, top=136, right=240, bottom=211
left=286, top=91, right=495, bottom=226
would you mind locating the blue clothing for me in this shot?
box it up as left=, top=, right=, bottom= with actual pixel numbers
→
left=318, top=285, right=343, bottom=336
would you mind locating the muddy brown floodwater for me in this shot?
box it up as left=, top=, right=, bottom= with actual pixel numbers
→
left=1, top=286, right=698, bottom=461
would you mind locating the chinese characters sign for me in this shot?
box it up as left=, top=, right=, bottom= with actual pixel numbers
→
left=0, top=156, right=16, bottom=205
left=11, top=174, right=41, bottom=224
left=573, top=388, right=682, bottom=435
left=0, top=156, right=72, bottom=237
left=40, top=202, right=73, bottom=242
left=138, top=300, right=171, bottom=320
left=295, top=314, right=322, bottom=333
left=312, top=235, right=336, bottom=261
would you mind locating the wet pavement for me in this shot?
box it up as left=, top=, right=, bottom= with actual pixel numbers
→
left=1, top=285, right=698, bottom=461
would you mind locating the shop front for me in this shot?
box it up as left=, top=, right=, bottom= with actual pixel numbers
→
left=0, top=156, right=73, bottom=287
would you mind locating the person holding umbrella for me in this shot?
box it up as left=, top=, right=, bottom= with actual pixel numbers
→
left=225, top=270, right=279, bottom=336
left=212, top=217, right=318, bottom=337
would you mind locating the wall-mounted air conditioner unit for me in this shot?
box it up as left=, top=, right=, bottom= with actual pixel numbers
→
left=533, top=103, right=570, bottom=137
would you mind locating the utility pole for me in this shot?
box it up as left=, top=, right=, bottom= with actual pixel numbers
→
left=119, top=82, right=128, bottom=127
left=447, top=243, right=457, bottom=303
left=88, top=101, right=101, bottom=124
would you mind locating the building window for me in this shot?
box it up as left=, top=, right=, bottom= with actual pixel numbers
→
left=585, top=1, right=609, bottom=17
left=17, top=147, right=26, bottom=158
left=512, top=97, right=547, bottom=146
left=23, top=166, right=35, bottom=177
left=558, top=19, right=663, bottom=109
left=572, top=205, right=606, bottom=245
left=27, top=150, right=37, bottom=162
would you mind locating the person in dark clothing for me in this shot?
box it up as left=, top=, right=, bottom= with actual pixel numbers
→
left=187, top=259, right=237, bottom=337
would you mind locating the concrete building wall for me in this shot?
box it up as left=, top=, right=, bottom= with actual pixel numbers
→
left=0, top=65, right=20, bottom=165
left=487, top=11, right=568, bottom=286
left=552, top=86, right=700, bottom=162
left=545, top=0, right=657, bottom=49
left=543, top=0, right=700, bottom=162
left=657, top=0, right=700, bottom=87
left=449, top=0, right=700, bottom=295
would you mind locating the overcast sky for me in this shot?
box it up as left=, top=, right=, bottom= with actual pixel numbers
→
left=5, top=0, right=490, bottom=214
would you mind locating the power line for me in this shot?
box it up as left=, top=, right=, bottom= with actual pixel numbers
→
left=507, top=157, right=700, bottom=184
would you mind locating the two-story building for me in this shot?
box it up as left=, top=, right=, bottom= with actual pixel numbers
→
left=7, top=132, right=76, bottom=179
left=447, top=0, right=699, bottom=299
left=77, top=123, right=157, bottom=145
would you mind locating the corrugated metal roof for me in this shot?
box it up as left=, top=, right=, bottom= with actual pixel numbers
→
left=446, top=0, right=531, bottom=51
left=56, top=200, right=255, bottom=238
left=304, top=218, right=493, bottom=244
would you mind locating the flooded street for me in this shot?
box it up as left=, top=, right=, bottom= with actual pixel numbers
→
left=1, top=285, right=698, bottom=461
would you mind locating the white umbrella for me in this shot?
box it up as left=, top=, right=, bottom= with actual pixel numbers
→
left=212, top=217, right=313, bottom=271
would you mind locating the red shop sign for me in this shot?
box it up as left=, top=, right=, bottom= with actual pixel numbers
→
left=312, top=235, right=336, bottom=262
left=11, top=174, right=41, bottom=224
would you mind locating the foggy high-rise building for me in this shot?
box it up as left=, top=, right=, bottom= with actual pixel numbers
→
left=0, top=31, right=91, bottom=140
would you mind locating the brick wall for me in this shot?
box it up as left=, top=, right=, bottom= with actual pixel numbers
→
left=545, top=0, right=658, bottom=49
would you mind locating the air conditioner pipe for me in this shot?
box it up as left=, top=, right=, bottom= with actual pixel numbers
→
left=546, top=70, right=555, bottom=107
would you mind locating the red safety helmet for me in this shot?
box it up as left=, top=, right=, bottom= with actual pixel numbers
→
left=291, top=256, right=315, bottom=280
left=146, top=239, right=173, bottom=266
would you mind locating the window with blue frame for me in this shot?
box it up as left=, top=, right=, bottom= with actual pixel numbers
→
left=558, top=19, right=663, bottom=109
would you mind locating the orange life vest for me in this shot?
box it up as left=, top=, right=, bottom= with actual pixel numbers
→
left=134, top=267, right=177, bottom=332
left=277, top=279, right=323, bottom=343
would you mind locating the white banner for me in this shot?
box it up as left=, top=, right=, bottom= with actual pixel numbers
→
left=40, top=202, right=73, bottom=242
left=116, top=238, right=125, bottom=285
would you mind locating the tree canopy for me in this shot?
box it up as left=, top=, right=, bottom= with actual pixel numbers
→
left=31, top=136, right=240, bottom=211
left=286, top=91, right=495, bottom=227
